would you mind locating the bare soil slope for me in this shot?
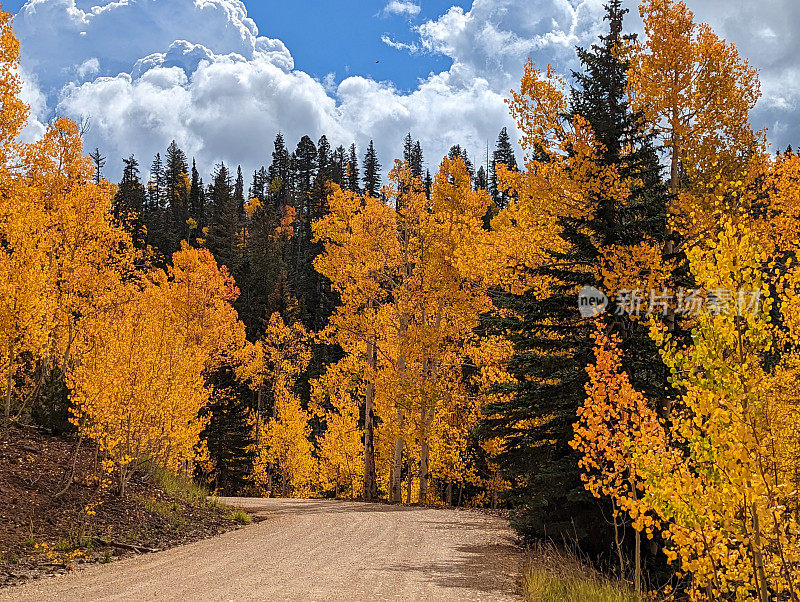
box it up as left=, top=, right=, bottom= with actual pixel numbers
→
left=0, top=424, right=242, bottom=586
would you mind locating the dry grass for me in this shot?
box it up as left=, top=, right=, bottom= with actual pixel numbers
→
left=522, top=544, right=640, bottom=602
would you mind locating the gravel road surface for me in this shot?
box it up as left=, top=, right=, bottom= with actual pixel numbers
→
left=1, top=498, right=522, bottom=601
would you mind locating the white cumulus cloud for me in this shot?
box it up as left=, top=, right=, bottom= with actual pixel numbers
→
left=383, top=1, right=422, bottom=18
left=11, top=0, right=800, bottom=183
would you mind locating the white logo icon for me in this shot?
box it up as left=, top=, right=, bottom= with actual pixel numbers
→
left=578, top=286, right=608, bottom=318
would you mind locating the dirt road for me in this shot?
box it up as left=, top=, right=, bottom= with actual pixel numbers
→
left=1, top=498, right=522, bottom=601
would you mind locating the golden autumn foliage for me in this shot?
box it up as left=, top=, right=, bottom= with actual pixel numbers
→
left=311, top=356, right=363, bottom=499
left=1, top=117, right=135, bottom=421
left=238, top=313, right=315, bottom=497
left=314, top=158, right=510, bottom=504
left=628, top=0, right=762, bottom=197
left=577, top=221, right=800, bottom=599
left=69, top=245, right=244, bottom=495
left=572, top=325, right=665, bottom=592
left=0, top=8, right=248, bottom=494
left=488, top=61, right=630, bottom=293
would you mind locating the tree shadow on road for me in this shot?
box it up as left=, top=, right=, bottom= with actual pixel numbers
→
left=384, top=541, right=522, bottom=599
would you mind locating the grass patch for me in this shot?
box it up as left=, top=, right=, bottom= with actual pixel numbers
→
left=224, top=509, right=252, bottom=525
left=151, top=466, right=209, bottom=505
left=523, top=544, right=640, bottom=602
left=138, top=496, right=185, bottom=528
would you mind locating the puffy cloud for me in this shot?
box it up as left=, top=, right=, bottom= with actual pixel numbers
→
left=13, top=0, right=800, bottom=184
left=15, top=0, right=517, bottom=180
left=417, top=0, right=606, bottom=89
left=14, top=0, right=289, bottom=95
left=383, top=1, right=422, bottom=18
left=18, top=65, right=47, bottom=143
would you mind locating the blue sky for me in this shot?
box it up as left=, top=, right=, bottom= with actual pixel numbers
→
left=8, top=0, right=800, bottom=181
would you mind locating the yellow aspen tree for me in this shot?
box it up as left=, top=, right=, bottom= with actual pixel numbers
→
left=315, top=158, right=498, bottom=504
left=237, top=313, right=315, bottom=497
left=572, top=324, right=665, bottom=594
left=69, top=245, right=244, bottom=495
left=637, top=221, right=800, bottom=599
left=311, top=356, right=363, bottom=499
left=628, top=0, right=763, bottom=237
left=314, top=184, right=398, bottom=500
left=22, top=119, right=135, bottom=381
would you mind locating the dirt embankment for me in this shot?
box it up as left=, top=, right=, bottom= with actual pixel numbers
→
left=0, top=424, right=245, bottom=587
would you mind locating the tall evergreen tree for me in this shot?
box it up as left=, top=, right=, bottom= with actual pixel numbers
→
left=481, top=0, right=669, bottom=549
left=189, top=158, right=206, bottom=242
left=249, top=166, right=269, bottom=206
left=475, top=165, right=488, bottom=191
left=330, top=145, right=346, bottom=186
left=316, top=135, right=331, bottom=183
left=362, top=140, right=381, bottom=197
left=206, top=162, right=241, bottom=271
left=148, top=153, right=166, bottom=213
left=410, top=141, right=424, bottom=179
left=144, top=152, right=171, bottom=258
left=269, top=133, right=292, bottom=208
left=346, top=143, right=360, bottom=193
left=165, top=140, right=190, bottom=251
left=402, top=134, right=424, bottom=179
left=489, top=127, right=518, bottom=209
left=113, top=155, right=147, bottom=248
left=197, top=368, right=255, bottom=495
left=234, top=165, right=246, bottom=219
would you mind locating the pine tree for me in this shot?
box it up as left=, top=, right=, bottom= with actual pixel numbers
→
left=189, top=158, right=206, bottom=243
left=206, top=162, right=241, bottom=271
left=330, top=145, right=346, bottom=186
left=112, top=155, right=147, bottom=248
left=316, top=135, right=331, bottom=183
left=197, top=367, right=255, bottom=495
left=148, top=153, right=165, bottom=213
left=489, top=128, right=517, bottom=209
left=475, top=165, right=488, bottom=190
left=145, top=152, right=171, bottom=258
left=481, top=0, right=669, bottom=548
left=234, top=165, right=246, bottom=219
left=346, top=143, right=360, bottom=193
left=403, top=133, right=414, bottom=167
left=362, top=140, right=381, bottom=197
left=249, top=166, right=269, bottom=206
left=269, top=133, right=292, bottom=208
left=411, top=141, right=424, bottom=179
left=402, top=134, right=424, bottom=179
left=165, top=140, right=190, bottom=251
